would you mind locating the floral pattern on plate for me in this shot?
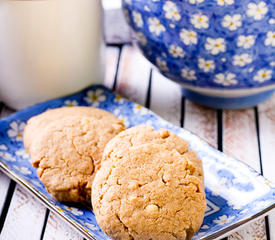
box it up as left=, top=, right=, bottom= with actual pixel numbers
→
left=0, top=85, right=274, bottom=240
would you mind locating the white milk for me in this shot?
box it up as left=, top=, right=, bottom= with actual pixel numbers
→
left=0, top=0, right=103, bottom=109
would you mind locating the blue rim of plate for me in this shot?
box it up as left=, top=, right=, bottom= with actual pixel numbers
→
left=0, top=85, right=274, bottom=240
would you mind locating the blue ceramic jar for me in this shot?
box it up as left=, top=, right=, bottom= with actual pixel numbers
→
left=122, top=0, right=275, bottom=109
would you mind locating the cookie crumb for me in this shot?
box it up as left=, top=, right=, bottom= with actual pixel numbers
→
left=145, top=204, right=159, bottom=213
left=162, top=173, right=170, bottom=184
left=128, top=195, right=138, bottom=203
left=128, top=181, right=139, bottom=190
left=159, top=129, right=170, bottom=138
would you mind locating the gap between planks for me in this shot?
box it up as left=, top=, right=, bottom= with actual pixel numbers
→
left=224, top=108, right=268, bottom=240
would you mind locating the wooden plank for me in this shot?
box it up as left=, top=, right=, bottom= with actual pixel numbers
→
left=103, top=46, right=120, bottom=89
left=116, top=45, right=151, bottom=105
left=1, top=185, right=46, bottom=240
left=268, top=210, right=275, bottom=240
left=42, top=212, right=83, bottom=240
left=228, top=219, right=267, bottom=240
left=223, top=109, right=261, bottom=170
left=258, top=95, right=275, bottom=182
left=102, top=1, right=132, bottom=44
left=150, top=70, right=182, bottom=127
left=258, top=95, right=275, bottom=239
left=0, top=106, right=49, bottom=239
left=184, top=101, right=217, bottom=148
left=0, top=171, right=10, bottom=215
left=224, top=109, right=267, bottom=240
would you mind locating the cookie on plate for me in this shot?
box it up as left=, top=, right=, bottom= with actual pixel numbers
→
left=92, top=126, right=206, bottom=240
left=24, top=107, right=125, bottom=202
left=103, top=125, right=188, bottom=158
left=24, top=106, right=122, bottom=152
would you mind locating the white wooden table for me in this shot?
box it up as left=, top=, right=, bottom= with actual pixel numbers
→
left=0, top=44, right=275, bottom=240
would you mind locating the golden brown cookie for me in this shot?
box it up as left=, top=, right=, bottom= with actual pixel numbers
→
left=103, top=125, right=188, bottom=158
left=24, top=106, right=122, bottom=152
left=24, top=107, right=124, bottom=202
left=92, top=126, right=206, bottom=240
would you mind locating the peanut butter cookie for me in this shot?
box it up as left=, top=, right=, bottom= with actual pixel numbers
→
left=24, top=107, right=124, bottom=202
left=92, top=126, right=206, bottom=240
left=24, top=106, right=123, bottom=152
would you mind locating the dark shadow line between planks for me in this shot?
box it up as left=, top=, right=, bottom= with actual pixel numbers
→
left=217, top=109, right=227, bottom=240
left=217, top=109, right=223, bottom=152
left=0, top=180, right=16, bottom=234
left=145, top=69, right=153, bottom=109
left=254, top=107, right=264, bottom=175
left=40, top=209, right=50, bottom=240
left=254, top=106, right=271, bottom=240
left=0, top=103, right=16, bottom=234
left=111, top=44, right=123, bottom=92
left=180, top=95, right=185, bottom=128
left=106, top=43, right=125, bottom=48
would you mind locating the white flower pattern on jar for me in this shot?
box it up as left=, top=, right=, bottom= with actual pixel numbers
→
left=136, top=32, right=147, bottom=46
left=253, top=69, right=273, bottom=82
left=148, top=17, right=166, bottom=36
left=156, top=57, right=169, bottom=71
left=189, top=0, right=205, bottom=4
left=237, top=35, right=255, bottom=49
left=216, top=0, right=234, bottom=6
left=222, top=14, right=242, bottom=31
left=205, top=38, right=226, bottom=55
left=246, top=2, right=268, bottom=21
left=214, top=73, right=237, bottom=86
left=190, top=13, right=209, bottom=29
left=163, top=1, right=181, bottom=21
left=180, top=29, right=198, bottom=45
left=181, top=68, right=197, bottom=81
left=233, top=54, right=253, bottom=67
left=265, top=31, right=275, bottom=47
left=132, top=11, right=143, bottom=28
left=169, top=45, right=185, bottom=58
left=198, top=58, right=215, bottom=72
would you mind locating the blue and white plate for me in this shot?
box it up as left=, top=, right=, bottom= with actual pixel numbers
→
left=0, top=85, right=274, bottom=240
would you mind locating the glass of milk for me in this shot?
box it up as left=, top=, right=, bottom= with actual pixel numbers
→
left=0, top=0, right=104, bottom=109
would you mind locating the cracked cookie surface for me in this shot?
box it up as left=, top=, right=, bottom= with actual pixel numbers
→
left=92, top=126, right=206, bottom=240
left=24, top=107, right=124, bottom=202
left=24, top=106, right=123, bottom=152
